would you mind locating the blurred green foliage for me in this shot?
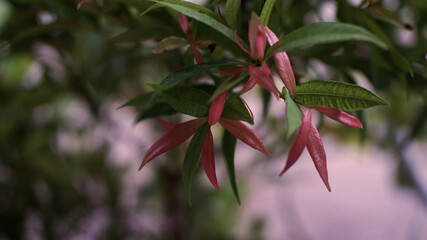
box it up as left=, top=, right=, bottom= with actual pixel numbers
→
left=0, top=0, right=426, bottom=239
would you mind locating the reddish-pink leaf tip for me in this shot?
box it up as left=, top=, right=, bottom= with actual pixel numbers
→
left=209, top=91, right=228, bottom=126
left=313, top=106, right=363, bottom=129
left=202, top=129, right=221, bottom=191
left=307, top=123, right=331, bottom=192
left=139, top=118, right=206, bottom=171
left=219, top=118, right=269, bottom=156
left=280, top=109, right=312, bottom=175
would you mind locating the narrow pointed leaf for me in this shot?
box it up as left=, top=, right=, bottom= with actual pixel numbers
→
left=307, top=123, right=331, bottom=192
left=222, top=92, right=254, bottom=125
left=295, top=80, right=390, bottom=111
left=120, top=92, right=156, bottom=108
left=209, top=90, right=229, bottom=126
left=248, top=13, right=264, bottom=59
left=160, top=86, right=210, bottom=117
left=149, top=0, right=244, bottom=45
left=313, top=105, right=363, bottom=128
left=182, top=122, right=210, bottom=203
left=202, top=129, right=220, bottom=191
left=139, top=118, right=206, bottom=170
left=156, top=118, right=173, bottom=129
left=219, top=118, right=269, bottom=156
left=136, top=102, right=176, bottom=122
left=225, top=0, right=241, bottom=30
left=210, top=71, right=247, bottom=100
left=280, top=109, right=312, bottom=175
left=152, top=36, right=188, bottom=54
left=268, top=22, right=387, bottom=56
left=222, top=129, right=240, bottom=204
left=285, top=91, right=302, bottom=139
left=265, top=27, right=296, bottom=97
left=248, top=65, right=278, bottom=99
left=260, top=0, right=277, bottom=25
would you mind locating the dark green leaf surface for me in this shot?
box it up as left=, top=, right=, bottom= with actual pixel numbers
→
left=295, top=80, right=390, bottom=111
left=269, top=22, right=387, bottom=55
left=285, top=91, right=302, bottom=139
left=222, top=93, right=254, bottom=124
left=161, top=86, right=210, bottom=117
left=136, top=103, right=176, bottom=122
left=182, top=123, right=210, bottom=204
left=148, top=0, right=240, bottom=43
left=160, top=60, right=239, bottom=86
left=222, top=129, right=240, bottom=204
left=152, top=36, right=188, bottom=54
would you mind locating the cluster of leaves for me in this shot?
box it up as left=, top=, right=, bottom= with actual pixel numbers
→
left=116, top=0, right=397, bottom=203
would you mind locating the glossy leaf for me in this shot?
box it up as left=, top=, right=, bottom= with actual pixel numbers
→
left=222, top=129, right=240, bottom=204
left=313, top=105, right=363, bottom=128
left=285, top=91, right=302, bottom=139
left=182, top=122, right=210, bottom=203
left=219, top=118, right=269, bottom=156
left=260, top=0, right=277, bottom=25
left=160, top=86, right=210, bottom=117
left=225, top=0, right=241, bottom=30
left=307, top=123, right=331, bottom=192
left=152, top=36, right=188, bottom=54
left=149, top=0, right=240, bottom=44
left=209, top=90, right=228, bottom=126
left=222, top=93, right=254, bottom=125
left=248, top=65, right=279, bottom=99
left=201, top=128, right=220, bottom=191
left=296, top=80, right=390, bottom=111
left=268, top=22, right=387, bottom=56
left=139, top=118, right=206, bottom=170
left=136, top=102, right=176, bottom=122
left=280, top=109, right=312, bottom=175
left=265, top=27, right=296, bottom=97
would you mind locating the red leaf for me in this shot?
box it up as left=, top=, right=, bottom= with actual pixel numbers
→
left=313, top=105, right=363, bottom=128
left=265, top=27, right=296, bottom=97
left=190, top=43, right=204, bottom=64
left=234, top=31, right=250, bottom=55
left=240, top=77, right=256, bottom=95
left=248, top=13, right=265, bottom=60
left=209, top=90, right=229, bottom=126
left=139, top=118, right=206, bottom=170
left=178, top=13, right=191, bottom=39
left=307, top=123, right=331, bottom=191
left=77, top=0, right=93, bottom=9
left=248, top=65, right=278, bottom=99
left=156, top=118, right=173, bottom=129
left=280, top=109, right=312, bottom=175
left=216, top=67, right=244, bottom=78
left=219, top=118, right=269, bottom=156
left=202, top=128, right=221, bottom=191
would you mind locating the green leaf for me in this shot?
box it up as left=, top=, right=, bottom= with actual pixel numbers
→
left=225, top=0, right=241, bottom=30
left=210, top=72, right=247, bottom=101
left=260, top=0, right=277, bottom=25
left=160, top=60, right=239, bottom=86
left=152, top=36, right=188, bottom=54
left=182, top=122, right=210, bottom=204
left=148, top=0, right=245, bottom=45
left=222, top=93, right=254, bottom=124
left=160, top=86, right=210, bottom=117
left=285, top=91, right=302, bottom=139
left=268, top=22, right=387, bottom=56
left=295, top=80, right=390, bottom=111
left=222, top=129, right=240, bottom=204
left=136, top=102, right=176, bottom=122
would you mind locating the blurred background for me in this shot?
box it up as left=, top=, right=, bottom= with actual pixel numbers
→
left=0, top=0, right=426, bottom=239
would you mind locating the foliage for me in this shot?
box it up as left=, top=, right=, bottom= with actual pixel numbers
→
left=0, top=0, right=426, bottom=239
